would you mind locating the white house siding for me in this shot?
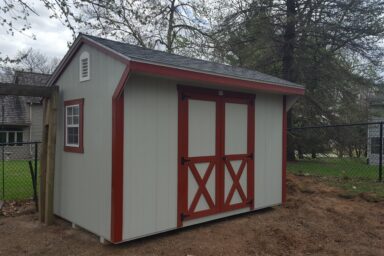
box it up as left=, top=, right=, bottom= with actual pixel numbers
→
left=254, top=94, right=283, bottom=209
left=54, top=44, right=126, bottom=240
left=367, top=111, right=382, bottom=165
left=30, top=104, right=43, bottom=142
left=122, top=75, right=284, bottom=240
left=367, top=124, right=379, bottom=165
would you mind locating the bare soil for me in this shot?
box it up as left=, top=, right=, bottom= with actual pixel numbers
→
left=0, top=174, right=383, bottom=256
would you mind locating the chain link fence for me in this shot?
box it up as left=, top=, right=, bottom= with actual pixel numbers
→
left=0, top=142, right=40, bottom=204
left=287, top=122, right=383, bottom=197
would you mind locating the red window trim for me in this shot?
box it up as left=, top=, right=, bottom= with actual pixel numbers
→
left=64, top=98, right=84, bottom=153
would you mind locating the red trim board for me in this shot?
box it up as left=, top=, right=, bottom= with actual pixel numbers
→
left=110, top=65, right=131, bottom=243
left=131, top=61, right=304, bottom=95
left=63, top=98, right=84, bottom=153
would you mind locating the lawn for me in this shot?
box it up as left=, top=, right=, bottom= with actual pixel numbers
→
left=0, top=160, right=38, bottom=200
left=287, top=157, right=384, bottom=199
left=287, top=157, right=379, bottom=179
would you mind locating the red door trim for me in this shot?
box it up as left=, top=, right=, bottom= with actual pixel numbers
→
left=247, top=98, right=255, bottom=209
left=110, top=64, right=131, bottom=243
left=282, top=96, right=287, bottom=205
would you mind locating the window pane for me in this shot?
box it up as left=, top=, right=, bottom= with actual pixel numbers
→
left=67, top=127, right=79, bottom=145
left=73, top=116, right=79, bottom=125
left=16, top=132, right=23, bottom=144
left=0, top=132, right=6, bottom=143
left=67, top=116, right=73, bottom=125
left=73, top=106, right=79, bottom=115
left=8, top=132, right=15, bottom=145
left=73, top=133, right=79, bottom=144
left=67, top=106, right=73, bottom=116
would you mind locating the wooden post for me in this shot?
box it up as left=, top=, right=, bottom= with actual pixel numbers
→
left=44, top=88, right=58, bottom=225
left=38, top=99, right=49, bottom=223
left=0, top=83, right=59, bottom=224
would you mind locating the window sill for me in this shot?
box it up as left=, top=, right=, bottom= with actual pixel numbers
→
left=64, top=145, right=84, bottom=153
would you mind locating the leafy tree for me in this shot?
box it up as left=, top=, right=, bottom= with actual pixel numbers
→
left=55, top=0, right=213, bottom=56
left=15, top=48, right=59, bottom=74
left=211, top=0, right=384, bottom=159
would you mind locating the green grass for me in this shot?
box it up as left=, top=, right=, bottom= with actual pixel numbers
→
left=287, top=157, right=378, bottom=179
left=287, top=157, right=384, bottom=200
left=330, top=179, right=384, bottom=199
left=0, top=160, right=39, bottom=200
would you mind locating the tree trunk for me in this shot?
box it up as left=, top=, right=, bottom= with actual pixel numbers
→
left=287, top=110, right=296, bottom=160
left=282, top=0, right=296, bottom=82
left=166, top=0, right=176, bottom=53
left=298, top=145, right=304, bottom=159
left=283, top=0, right=297, bottom=161
left=311, top=150, right=316, bottom=159
left=338, top=149, right=343, bottom=158
left=348, top=147, right=353, bottom=158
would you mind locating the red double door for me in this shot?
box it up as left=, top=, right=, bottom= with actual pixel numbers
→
left=177, top=86, right=255, bottom=226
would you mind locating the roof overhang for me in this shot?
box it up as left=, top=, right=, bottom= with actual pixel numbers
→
left=48, top=34, right=305, bottom=96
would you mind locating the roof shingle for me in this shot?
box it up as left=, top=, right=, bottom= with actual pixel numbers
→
left=84, top=34, right=304, bottom=89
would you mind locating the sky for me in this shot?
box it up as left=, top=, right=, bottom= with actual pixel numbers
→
left=0, top=1, right=73, bottom=61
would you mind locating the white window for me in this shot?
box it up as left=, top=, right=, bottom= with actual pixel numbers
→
left=0, top=130, right=23, bottom=146
left=79, top=51, right=90, bottom=82
left=64, top=99, right=84, bottom=153
left=66, top=105, right=80, bottom=147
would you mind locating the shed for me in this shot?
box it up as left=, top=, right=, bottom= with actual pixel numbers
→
left=49, top=34, right=305, bottom=244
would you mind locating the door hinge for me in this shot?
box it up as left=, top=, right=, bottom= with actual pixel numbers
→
left=247, top=198, right=254, bottom=205
left=248, top=153, right=254, bottom=160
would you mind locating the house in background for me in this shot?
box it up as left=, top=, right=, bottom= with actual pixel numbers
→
left=367, top=97, right=384, bottom=165
left=0, top=71, right=50, bottom=159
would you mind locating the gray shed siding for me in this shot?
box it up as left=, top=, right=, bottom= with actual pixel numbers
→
left=122, top=75, right=283, bottom=241
left=54, top=44, right=126, bottom=240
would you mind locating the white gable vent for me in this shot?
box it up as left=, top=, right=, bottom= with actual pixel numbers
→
left=79, top=51, right=90, bottom=82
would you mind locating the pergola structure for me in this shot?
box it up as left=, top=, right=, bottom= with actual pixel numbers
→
left=0, top=82, right=58, bottom=225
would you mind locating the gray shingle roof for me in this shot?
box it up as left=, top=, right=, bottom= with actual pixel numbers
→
left=14, top=71, right=51, bottom=104
left=14, top=71, right=50, bottom=86
left=84, top=34, right=304, bottom=89
left=0, top=96, right=29, bottom=125
left=0, top=71, right=51, bottom=126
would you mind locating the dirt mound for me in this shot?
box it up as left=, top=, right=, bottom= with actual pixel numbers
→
left=0, top=174, right=383, bottom=255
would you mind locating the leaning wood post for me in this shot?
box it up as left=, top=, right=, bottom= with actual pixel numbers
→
left=44, top=88, right=58, bottom=225
left=0, top=82, right=58, bottom=224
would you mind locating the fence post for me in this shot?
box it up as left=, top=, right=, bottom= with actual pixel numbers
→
left=379, top=122, right=383, bottom=182
left=34, top=142, right=38, bottom=189
left=1, top=144, right=4, bottom=200
left=34, top=142, right=39, bottom=209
